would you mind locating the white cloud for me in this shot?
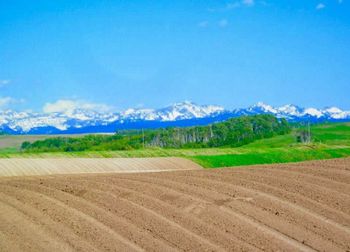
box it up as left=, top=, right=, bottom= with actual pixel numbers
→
left=316, top=3, right=326, bottom=9
left=218, top=19, right=229, bottom=28
left=198, top=21, right=209, bottom=28
left=226, top=0, right=254, bottom=9
left=43, top=99, right=113, bottom=115
left=0, top=79, right=10, bottom=88
left=226, top=2, right=241, bottom=9
left=0, top=97, right=16, bottom=109
left=242, top=0, right=255, bottom=6
left=210, top=0, right=256, bottom=12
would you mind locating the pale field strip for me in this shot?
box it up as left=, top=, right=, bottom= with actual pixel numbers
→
left=0, top=157, right=202, bottom=177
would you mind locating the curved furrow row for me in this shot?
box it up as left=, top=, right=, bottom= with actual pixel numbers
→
left=91, top=176, right=301, bottom=251
left=124, top=173, right=348, bottom=251
left=289, top=159, right=350, bottom=171
left=238, top=167, right=350, bottom=195
left=99, top=175, right=340, bottom=251
left=115, top=175, right=322, bottom=251
left=198, top=176, right=348, bottom=249
left=20, top=178, right=223, bottom=252
left=89, top=178, right=259, bottom=251
left=0, top=191, right=99, bottom=252
left=185, top=170, right=350, bottom=229
left=37, top=177, right=249, bottom=251
left=1, top=157, right=349, bottom=252
left=229, top=170, right=350, bottom=214
left=193, top=169, right=350, bottom=226
left=2, top=182, right=144, bottom=252
left=263, top=163, right=350, bottom=173
left=0, top=195, right=74, bottom=252
left=274, top=165, right=350, bottom=183
left=14, top=180, right=179, bottom=252
left=194, top=171, right=350, bottom=222
left=217, top=206, right=316, bottom=252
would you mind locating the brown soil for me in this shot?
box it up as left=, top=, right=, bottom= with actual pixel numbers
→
left=0, top=158, right=349, bottom=251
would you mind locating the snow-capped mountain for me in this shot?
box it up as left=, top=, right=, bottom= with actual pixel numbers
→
left=0, top=101, right=349, bottom=134
left=120, top=102, right=224, bottom=121
left=242, top=102, right=350, bottom=121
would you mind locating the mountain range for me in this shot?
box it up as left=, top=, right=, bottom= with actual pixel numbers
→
left=1, top=101, right=349, bottom=134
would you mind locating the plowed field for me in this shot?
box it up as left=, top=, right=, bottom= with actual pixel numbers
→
left=0, top=157, right=201, bottom=176
left=0, top=158, right=349, bottom=251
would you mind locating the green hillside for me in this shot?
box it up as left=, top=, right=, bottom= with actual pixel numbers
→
left=192, top=122, right=350, bottom=168
left=1, top=121, right=350, bottom=169
left=19, top=114, right=291, bottom=152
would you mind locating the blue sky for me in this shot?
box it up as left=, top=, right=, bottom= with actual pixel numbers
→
left=0, top=0, right=349, bottom=112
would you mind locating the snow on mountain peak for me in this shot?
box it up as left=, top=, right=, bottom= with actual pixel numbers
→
left=322, top=107, right=350, bottom=119
left=251, top=102, right=278, bottom=113
left=277, top=104, right=301, bottom=116
left=303, top=108, right=323, bottom=118
left=1, top=101, right=349, bottom=134
left=324, top=107, right=343, bottom=114
left=118, top=101, right=224, bottom=122
left=145, top=101, right=224, bottom=121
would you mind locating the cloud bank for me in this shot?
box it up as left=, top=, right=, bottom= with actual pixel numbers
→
left=43, top=99, right=113, bottom=115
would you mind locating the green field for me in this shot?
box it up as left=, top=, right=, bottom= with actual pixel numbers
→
left=1, top=122, right=350, bottom=168
left=193, top=122, right=350, bottom=167
left=192, top=147, right=350, bottom=168
left=0, top=133, right=109, bottom=153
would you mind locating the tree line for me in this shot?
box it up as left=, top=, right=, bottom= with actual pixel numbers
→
left=21, top=114, right=291, bottom=152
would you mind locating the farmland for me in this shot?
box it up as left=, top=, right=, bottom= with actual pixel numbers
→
left=1, top=122, right=350, bottom=168
left=0, top=157, right=349, bottom=251
left=0, top=134, right=92, bottom=153
left=0, top=123, right=349, bottom=251
left=0, top=157, right=201, bottom=177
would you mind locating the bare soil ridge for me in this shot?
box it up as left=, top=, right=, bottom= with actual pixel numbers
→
left=0, top=158, right=349, bottom=251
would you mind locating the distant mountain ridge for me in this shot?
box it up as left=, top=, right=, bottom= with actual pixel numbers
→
left=1, top=101, right=349, bottom=134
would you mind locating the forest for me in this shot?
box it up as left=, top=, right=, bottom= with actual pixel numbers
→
left=21, top=114, right=291, bottom=152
